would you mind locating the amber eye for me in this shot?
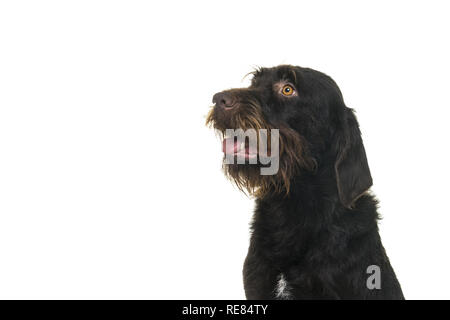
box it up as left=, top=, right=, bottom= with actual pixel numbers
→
left=281, top=84, right=295, bottom=96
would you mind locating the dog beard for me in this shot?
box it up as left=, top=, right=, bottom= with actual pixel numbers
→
left=206, top=97, right=316, bottom=197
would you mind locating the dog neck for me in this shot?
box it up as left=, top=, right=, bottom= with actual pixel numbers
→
left=259, top=161, right=342, bottom=215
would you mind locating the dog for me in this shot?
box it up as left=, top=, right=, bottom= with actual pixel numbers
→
left=206, top=65, right=404, bottom=299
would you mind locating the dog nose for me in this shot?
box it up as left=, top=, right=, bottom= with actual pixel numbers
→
left=212, top=92, right=235, bottom=109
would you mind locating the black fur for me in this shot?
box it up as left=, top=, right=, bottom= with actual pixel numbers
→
left=210, top=65, right=404, bottom=299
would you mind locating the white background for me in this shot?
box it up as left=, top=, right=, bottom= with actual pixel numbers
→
left=0, top=1, right=449, bottom=299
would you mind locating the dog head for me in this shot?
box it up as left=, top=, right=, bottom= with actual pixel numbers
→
left=206, top=65, right=372, bottom=207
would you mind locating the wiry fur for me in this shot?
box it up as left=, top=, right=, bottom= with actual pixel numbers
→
left=207, top=65, right=404, bottom=299
left=206, top=90, right=315, bottom=197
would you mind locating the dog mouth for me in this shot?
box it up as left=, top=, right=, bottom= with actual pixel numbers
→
left=222, top=134, right=258, bottom=160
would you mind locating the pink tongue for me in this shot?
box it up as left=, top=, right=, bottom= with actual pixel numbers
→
left=222, top=138, right=238, bottom=154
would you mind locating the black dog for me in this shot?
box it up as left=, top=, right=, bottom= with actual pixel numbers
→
left=206, top=65, right=404, bottom=299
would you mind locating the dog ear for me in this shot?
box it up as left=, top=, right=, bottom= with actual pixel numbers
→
left=334, top=108, right=373, bottom=208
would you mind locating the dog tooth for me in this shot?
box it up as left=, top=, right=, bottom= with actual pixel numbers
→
left=240, top=140, right=245, bottom=151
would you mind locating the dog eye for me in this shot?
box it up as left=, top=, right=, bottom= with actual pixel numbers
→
left=281, top=84, right=295, bottom=96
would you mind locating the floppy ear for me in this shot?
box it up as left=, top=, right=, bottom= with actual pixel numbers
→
left=334, top=108, right=373, bottom=208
